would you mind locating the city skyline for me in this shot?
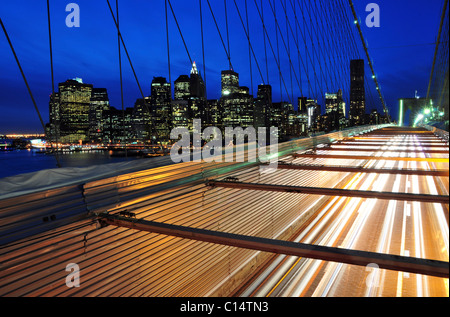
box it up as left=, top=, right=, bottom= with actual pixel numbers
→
left=44, top=58, right=389, bottom=146
left=0, top=0, right=444, bottom=133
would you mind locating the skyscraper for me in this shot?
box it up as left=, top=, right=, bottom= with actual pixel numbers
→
left=102, top=106, right=134, bottom=143
left=254, top=84, right=272, bottom=128
left=173, top=75, right=191, bottom=129
left=325, top=89, right=346, bottom=131
left=174, top=75, right=190, bottom=101
left=132, top=97, right=152, bottom=141
left=189, top=62, right=207, bottom=125
left=221, top=70, right=239, bottom=97
left=306, top=99, right=320, bottom=133
left=89, top=88, right=110, bottom=143
left=350, top=59, right=365, bottom=126
left=151, top=77, right=172, bottom=142
left=173, top=63, right=207, bottom=130
left=189, top=61, right=206, bottom=98
left=220, top=70, right=254, bottom=128
left=57, top=78, right=93, bottom=143
left=298, top=97, right=308, bottom=115
left=47, top=92, right=60, bottom=143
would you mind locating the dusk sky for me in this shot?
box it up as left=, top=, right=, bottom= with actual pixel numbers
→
left=0, top=0, right=445, bottom=133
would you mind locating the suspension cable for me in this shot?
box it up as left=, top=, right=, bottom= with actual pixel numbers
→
left=292, top=0, right=302, bottom=97
left=166, top=0, right=193, bottom=66
left=205, top=0, right=233, bottom=70
left=261, top=0, right=269, bottom=84
left=232, top=0, right=266, bottom=86
left=253, top=0, right=293, bottom=105
left=116, top=0, right=127, bottom=157
left=348, top=0, right=390, bottom=122
left=165, top=0, right=172, bottom=92
left=273, top=0, right=282, bottom=102
left=105, top=0, right=148, bottom=109
left=46, top=0, right=62, bottom=168
left=245, top=0, right=254, bottom=96
left=224, top=0, right=232, bottom=69
left=0, top=18, right=58, bottom=158
left=199, top=0, right=207, bottom=94
left=267, top=0, right=305, bottom=103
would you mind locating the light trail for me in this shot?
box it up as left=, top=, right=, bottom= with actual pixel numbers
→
left=238, top=128, right=449, bottom=297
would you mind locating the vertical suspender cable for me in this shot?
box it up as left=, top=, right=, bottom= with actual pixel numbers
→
left=167, top=0, right=193, bottom=66
left=288, top=0, right=312, bottom=98
left=245, top=0, right=253, bottom=96
left=284, top=0, right=293, bottom=103
left=273, top=0, right=282, bottom=102
left=261, top=0, right=269, bottom=84
left=232, top=0, right=266, bottom=86
left=253, top=0, right=293, bottom=105
left=46, top=0, right=62, bottom=168
left=165, top=0, right=172, bottom=93
left=224, top=0, right=232, bottom=70
left=205, top=0, right=233, bottom=71
left=199, top=0, right=207, bottom=97
left=106, top=0, right=148, bottom=109
left=267, top=0, right=303, bottom=105
left=116, top=0, right=127, bottom=157
left=293, top=0, right=302, bottom=97
left=106, top=0, right=152, bottom=141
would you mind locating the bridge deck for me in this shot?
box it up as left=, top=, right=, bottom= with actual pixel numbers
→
left=0, top=125, right=448, bottom=297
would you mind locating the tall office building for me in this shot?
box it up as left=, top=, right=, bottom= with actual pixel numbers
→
left=350, top=59, right=365, bottom=126
left=206, top=99, right=222, bottom=128
left=151, top=77, right=172, bottom=142
left=325, top=89, right=346, bottom=131
left=173, top=63, right=207, bottom=129
left=133, top=97, right=152, bottom=141
left=254, top=84, right=272, bottom=128
left=189, top=62, right=206, bottom=98
left=221, top=70, right=254, bottom=129
left=271, top=102, right=297, bottom=140
left=57, top=78, right=93, bottom=143
left=298, top=97, right=308, bottom=115
left=103, top=106, right=134, bottom=143
left=89, top=88, right=110, bottom=143
left=221, top=70, right=240, bottom=97
left=307, top=99, right=320, bottom=133
left=189, top=62, right=207, bottom=125
left=47, top=92, right=60, bottom=143
left=174, top=75, right=191, bottom=101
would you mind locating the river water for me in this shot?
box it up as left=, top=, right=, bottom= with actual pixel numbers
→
left=0, top=149, right=144, bottom=179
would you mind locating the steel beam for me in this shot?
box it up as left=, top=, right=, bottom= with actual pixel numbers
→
left=315, top=147, right=449, bottom=154
left=274, top=163, right=449, bottom=177
left=292, top=153, right=449, bottom=163
left=364, top=130, right=436, bottom=135
left=339, top=139, right=449, bottom=146
left=206, top=180, right=450, bottom=204
left=99, top=214, right=449, bottom=278
left=335, top=142, right=449, bottom=148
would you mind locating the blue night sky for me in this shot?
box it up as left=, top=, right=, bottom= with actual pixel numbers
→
left=0, top=0, right=445, bottom=133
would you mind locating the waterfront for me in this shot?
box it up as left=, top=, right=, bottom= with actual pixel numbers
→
left=0, top=149, right=145, bottom=179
